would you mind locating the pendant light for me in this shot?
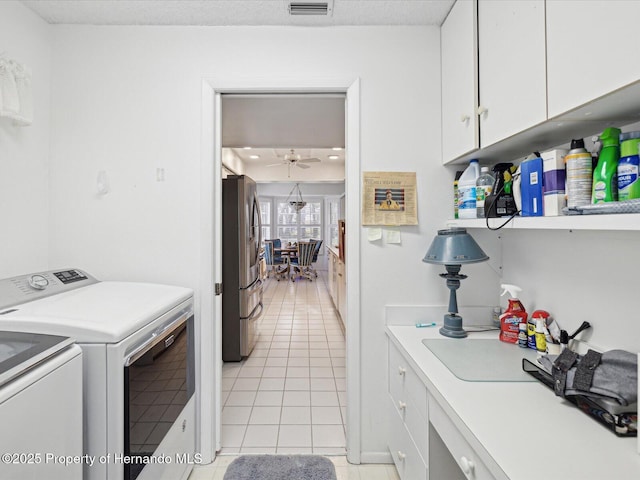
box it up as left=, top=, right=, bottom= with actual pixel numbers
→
left=287, top=183, right=307, bottom=212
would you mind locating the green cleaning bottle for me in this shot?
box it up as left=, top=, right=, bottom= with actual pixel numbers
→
left=592, top=127, right=621, bottom=203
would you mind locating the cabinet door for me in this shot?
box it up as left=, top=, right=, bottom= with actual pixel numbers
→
left=441, top=0, right=479, bottom=163
left=337, top=260, right=346, bottom=320
left=328, top=252, right=335, bottom=301
left=477, top=0, right=546, bottom=147
left=546, top=1, right=640, bottom=118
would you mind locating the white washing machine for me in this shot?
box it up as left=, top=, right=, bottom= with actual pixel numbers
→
left=0, top=331, right=82, bottom=480
left=0, top=269, right=196, bottom=480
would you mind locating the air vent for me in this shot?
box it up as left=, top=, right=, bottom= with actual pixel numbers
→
left=289, top=2, right=330, bottom=15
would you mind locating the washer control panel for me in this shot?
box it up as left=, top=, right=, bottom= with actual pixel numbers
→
left=0, top=268, right=98, bottom=311
left=27, top=274, right=49, bottom=290
left=53, top=270, right=88, bottom=284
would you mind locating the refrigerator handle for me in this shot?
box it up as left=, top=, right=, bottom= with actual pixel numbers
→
left=253, top=191, right=262, bottom=265
left=242, top=300, right=264, bottom=322
left=244, top=278, right=263, bottom=296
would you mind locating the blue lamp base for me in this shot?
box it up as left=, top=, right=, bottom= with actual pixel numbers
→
left=439, top=313, right=468, bottom=339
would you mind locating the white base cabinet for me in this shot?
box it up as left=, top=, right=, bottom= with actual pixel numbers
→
left=387, top=338, right=496, bottom=480
left=429, top=396, right=494, bottom=480
left=328, top=247, right=346, bottom=328
left=328, top=249, right=336, bottom=301
left=387, top=341, right=428, bottom=480
left=387, top=326, right=640, bottom=479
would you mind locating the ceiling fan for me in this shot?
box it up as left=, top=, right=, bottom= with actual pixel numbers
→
left=267, top=149, right=321, bottom=177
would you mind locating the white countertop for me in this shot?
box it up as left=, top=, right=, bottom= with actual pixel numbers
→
left=387, top=325, right=640, bottom=480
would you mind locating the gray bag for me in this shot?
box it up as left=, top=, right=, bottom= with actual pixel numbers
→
left=539, top=349, right=637, bottom=407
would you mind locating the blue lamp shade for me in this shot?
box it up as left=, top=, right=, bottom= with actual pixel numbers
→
left=422, top=228, right=489, bottom=339
left=422, top=228, right=489, bottom=265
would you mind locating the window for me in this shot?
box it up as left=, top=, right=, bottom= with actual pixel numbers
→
left=259, top=198, right=271, bottom=244
left=276, top=199, right=322, bottom=246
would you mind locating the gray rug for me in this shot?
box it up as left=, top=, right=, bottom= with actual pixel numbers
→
left=223, top=455, right=337, bottom=480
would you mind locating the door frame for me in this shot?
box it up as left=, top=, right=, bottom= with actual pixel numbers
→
left=199, top=77, right=361, bottom=464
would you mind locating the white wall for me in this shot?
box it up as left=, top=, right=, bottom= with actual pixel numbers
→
left=501, top=227, right=640, bottom=352
left=0, top=1, right=51, bottom=278
left=47, top=24, right=467, bottom=457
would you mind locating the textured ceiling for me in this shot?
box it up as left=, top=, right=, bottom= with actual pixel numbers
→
left=22, top=0, right=455, bottom=26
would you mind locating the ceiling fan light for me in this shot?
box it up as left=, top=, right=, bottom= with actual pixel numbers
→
left=285, top=152, right=301, bottom=162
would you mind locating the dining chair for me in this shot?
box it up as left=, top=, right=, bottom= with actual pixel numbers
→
left=266, top=238, right=282, bottom=249
left=290, top=241, right=316, bottom=281
left=264, top=240, right=286, bottom=281
left=309, top=239, right=323, bottom=277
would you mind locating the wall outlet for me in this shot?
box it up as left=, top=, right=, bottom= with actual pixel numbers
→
left=156, top=168, right=165, bottom=182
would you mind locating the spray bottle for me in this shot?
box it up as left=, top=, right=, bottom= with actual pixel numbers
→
left=531, top=310, right=550, bottom=352
left=565, top=138, right=593, bottom=208
left=592, top=127, right=621, bottom=203
left=499, top=284, right=528, bottom=344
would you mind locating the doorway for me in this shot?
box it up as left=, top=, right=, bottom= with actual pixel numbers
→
left=198, top=78, right=361, bottom=464
left=219, top=95, right=345, bottom=455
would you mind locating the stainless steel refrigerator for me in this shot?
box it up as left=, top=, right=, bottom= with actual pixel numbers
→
left=222, top=175, right=263, bottom=362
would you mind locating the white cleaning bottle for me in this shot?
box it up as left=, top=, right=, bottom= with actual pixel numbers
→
left=458, top=159, right=480, bottom=219
left=476, top=166, right=495, bottom=218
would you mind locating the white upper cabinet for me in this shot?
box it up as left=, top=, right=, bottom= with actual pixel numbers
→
left=441, top=0, right=479, bottom=161
left=546, top=1, right=640, bottom=119
left=477, top=0, right=547, bottom=147
left=441, top=0, right=547, bottom=164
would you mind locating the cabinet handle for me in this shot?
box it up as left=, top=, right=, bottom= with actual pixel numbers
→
left=398, top=400, right=407, bottom=410
left=460, top=114, right=470, bottom=123
left=398, top=366, right=406, bottom=376
left=397, top=451, right=406, bottom=461
left=460, top=456, right=475, bottom=475
left=476, top=105, right=488, bottom=116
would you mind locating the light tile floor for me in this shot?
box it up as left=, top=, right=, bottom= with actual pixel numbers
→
left=188, top=270, right=398, bottom=479
left=220, top=270, right=347, bottom=455
left=188, top=455, right=400, bottom=480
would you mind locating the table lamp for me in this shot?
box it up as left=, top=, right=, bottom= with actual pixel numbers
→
left=422, top=228, right=489, bottom=338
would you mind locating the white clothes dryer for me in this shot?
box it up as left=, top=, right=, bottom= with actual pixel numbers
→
left=0, top=269, right=196, bottom=480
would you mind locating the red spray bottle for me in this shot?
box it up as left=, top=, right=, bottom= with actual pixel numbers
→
left=499, top=284, right=528, bottom=344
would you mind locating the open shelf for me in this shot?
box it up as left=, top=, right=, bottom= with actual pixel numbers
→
left=447, top=213, right=640, bottom=231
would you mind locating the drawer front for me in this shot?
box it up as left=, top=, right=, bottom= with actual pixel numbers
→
left=388, top=341, right=428, bottom=420
left=387, top=395, right=406, bottom=479
left=387, top=395, right=428, bottom=480
left=429, top=395, right=495, bottom=480
left=389, top=389, right=428, bottom=462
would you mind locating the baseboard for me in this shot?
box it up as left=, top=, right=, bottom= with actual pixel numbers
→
left=358, top=452, right=393, bottom=464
